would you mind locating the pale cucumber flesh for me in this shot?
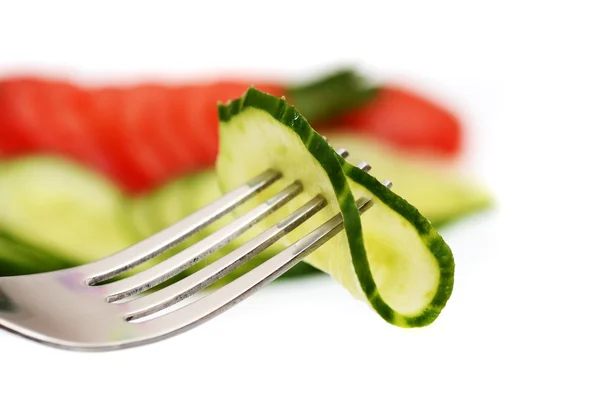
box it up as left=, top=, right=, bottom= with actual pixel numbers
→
left=0, top=156, right=134, bottom=265
left=216, top=98, right=454, bottom=326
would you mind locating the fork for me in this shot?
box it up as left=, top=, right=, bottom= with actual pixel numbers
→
left=0, top=148, right=391, bottom=352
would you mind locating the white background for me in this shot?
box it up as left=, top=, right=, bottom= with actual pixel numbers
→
left=1, top=1, right=599, bottom=399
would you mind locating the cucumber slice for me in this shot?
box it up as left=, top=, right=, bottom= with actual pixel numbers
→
left=327, top=134, right=493, bottom=227
left=0, top=156, right=135, bottom=265
left=128, top=194, right=163, bottom=240
left=216, top=88, right=454, bottom=327
left=0, top=232, right=72, bottom=275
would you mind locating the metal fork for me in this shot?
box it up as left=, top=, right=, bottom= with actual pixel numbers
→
left=0, top=148, right=391, bottom=352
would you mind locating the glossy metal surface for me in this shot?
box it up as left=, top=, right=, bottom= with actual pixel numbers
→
left=0, top=151, right=389, bottom=352
left=105, top=181, right=304, bottom=302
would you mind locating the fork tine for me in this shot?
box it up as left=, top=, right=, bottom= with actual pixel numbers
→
left=128, top=156, right=371, bottom=323
left=336, top=148, right=349, bottom=158
left=85, top=146, right=349, bottom=285
left=139, top=196, right=373, bottom=334
left=356, top=161, right=371, bottom=172
left=83, top=169, right=282, bottom=285
left=103, top=147, right=350, bottom=300
left=124, top=194, right=328, bottom=321
left=104, top=181, right=304, bottom=302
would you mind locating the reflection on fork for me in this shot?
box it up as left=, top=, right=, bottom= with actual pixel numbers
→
left=0, top=148, right=391, bottom=352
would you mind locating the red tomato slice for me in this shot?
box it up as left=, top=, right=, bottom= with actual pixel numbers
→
left=123, top=84, right=189, bottom=188
left=331, top=86, right=462, bottom=157
left=165, top=85, right=210, bottom=176
left=153, top=86, right=198, bottom=178
left=41, top=81, right=115, bottom=175
left=175, top=85, right=217, bottom=170
left=0, top=78, right=56, bottom=154
left=88, top=88, right=147, bottom=193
